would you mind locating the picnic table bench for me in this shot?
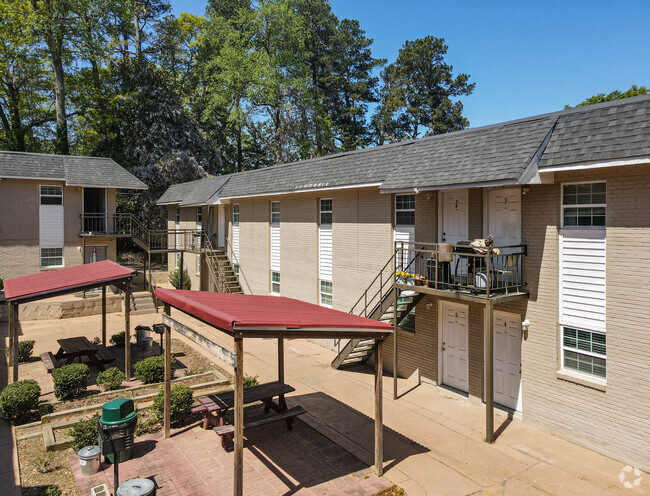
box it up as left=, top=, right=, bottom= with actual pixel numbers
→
left=213, top=405, right=306, bottom=448
left=191, top=381, right=296, bottom=431
left=40, top=337, right=115, bottom=373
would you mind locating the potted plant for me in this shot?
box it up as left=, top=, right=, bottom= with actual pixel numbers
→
left=395, top=271, right=416, bottom=285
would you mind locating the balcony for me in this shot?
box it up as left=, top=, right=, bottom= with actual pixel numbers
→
left=79, top=213, right=204, bottom=253
left=394, top=241, right=528, bottom=301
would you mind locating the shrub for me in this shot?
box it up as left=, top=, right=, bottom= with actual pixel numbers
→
left=169, top=267, right=191, bottom=290
left=183, top=367, right=205, bottom=377
left=52, top=363, right=90, bottom=400
left=153, top=384, right=193, bottom=427
left=134, top=355, right=174, bottom=384
left=96, top=367, right=125, bottom=391
left=46, top=487, right=62, bottom=496
left=243, top=375, right=259, bottom=388
left=0, top=277, right=3, bottom=290
left=35, top=453, right=60, bottom=474
left=0, top=379, right=40, bottom=424
left=4, top=340, right=36, bottom=363
left=110, top=331, right=126, bottom=347
left=68, top=415, right=98, bottom=451
left=135, top=414, right=161, bottom=436
left=91, top=336, right=101, bottom=345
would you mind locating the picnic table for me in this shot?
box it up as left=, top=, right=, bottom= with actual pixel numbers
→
left=192, top=381, right=306, bottom=447
left=40, top=336, right=114, bottom=373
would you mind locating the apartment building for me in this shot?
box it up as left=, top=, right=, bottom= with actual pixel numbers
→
left=158, top=95, right=650, bottom=471
left=0, top=151, right=147, bottom=279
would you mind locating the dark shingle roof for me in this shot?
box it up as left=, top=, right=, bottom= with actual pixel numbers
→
left=378, top=116, right=556, bottom=190
left=0, top=151, right=147, bottom=189
left=157, top=94, right=650, bottom=204
left=539, top=95, right=650, bottom=167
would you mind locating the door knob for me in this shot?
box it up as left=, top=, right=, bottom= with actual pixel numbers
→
left=442, top=347, right=446, bottom=352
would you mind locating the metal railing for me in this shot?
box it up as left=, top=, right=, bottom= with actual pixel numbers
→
left=394, top=241, right=527, bottom=297
left=79, top=213, right=202, bottom=253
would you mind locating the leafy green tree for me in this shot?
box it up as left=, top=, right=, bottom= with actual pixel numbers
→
left=565, top=85, right=648, bottom=108
left=373, top=36, right=474, bottom=143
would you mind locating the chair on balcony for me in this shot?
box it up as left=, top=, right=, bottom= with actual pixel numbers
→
left=493, top=254, right=520, bottom=293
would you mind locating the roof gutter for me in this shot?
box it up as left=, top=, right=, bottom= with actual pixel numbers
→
left=214, top=181, right=382, bottom=202
left=379, top=178, right=520, bottom=194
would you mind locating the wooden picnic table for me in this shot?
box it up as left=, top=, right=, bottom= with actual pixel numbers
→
left=192, top=381, right=295, bottom=430
left=41, top=336, right=114, bottom=372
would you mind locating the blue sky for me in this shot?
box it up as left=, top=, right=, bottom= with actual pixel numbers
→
left=170, top=0, right=650, bottom=128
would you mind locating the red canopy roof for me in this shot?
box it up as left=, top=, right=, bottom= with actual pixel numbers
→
left=155, top=288, right=393, bottom=338
left=4, top=260, right=136, bottom=302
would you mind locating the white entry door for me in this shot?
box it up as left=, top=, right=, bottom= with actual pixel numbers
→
left=441, top=302, right=469, bottom=392
left=217, top=205, right=225, bottom=248
left=440, top=189, right=468, bottom=244
left=493, top=311, right=522, bottom=411
left=487, top=188, right=521, bottom=247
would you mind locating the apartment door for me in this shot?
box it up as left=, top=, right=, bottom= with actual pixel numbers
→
left=487, top=188, right=521, bottom=247
left=493, top=311, right=522, bottom=411
left=83, top=188, right=106, bottom=233
left=440, top=189, right=468, bottom=244
left=217, top=205, right=225, bottom=248
left=441, top=301, right=469, bottom=393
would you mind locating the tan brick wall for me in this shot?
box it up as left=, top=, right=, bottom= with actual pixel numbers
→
left=0, top=179, right=117, bottom=279
left=515, top=165, right=650, bottom=470
left=167, top=205, right=203, bottom=290
left=415, top=191, right=437, bottom=243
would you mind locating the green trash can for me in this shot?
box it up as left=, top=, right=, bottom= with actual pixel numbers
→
left=99, top=398, right=138, bottom=463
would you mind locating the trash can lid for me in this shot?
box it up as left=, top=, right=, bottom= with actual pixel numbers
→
left=100, top=398, right=136, bottom=425
left=117, top=478, right=155, bottom=496
left=135, top=325, right=151, bottom=330
left=78, top=445, right=100, bottom=459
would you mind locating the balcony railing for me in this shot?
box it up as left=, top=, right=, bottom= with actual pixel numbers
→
left=79, top=213, right=203, bottom=253
left=395, top=241, right=527, bottom=297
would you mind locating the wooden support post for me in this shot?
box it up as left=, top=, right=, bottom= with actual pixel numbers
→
left=163, top=303, right=172, bottom=439
left=375, top=339, right=383, bottom=476
left=124, top=280, right=131, bottom=380
left=179, top=252, right=184, bottom=290
left=485, top=300, right=495, bottom=443
left=148, top=252, right=152, bottom=293
left=234, top=337, right=244, bottom=496
left=8, top=302, right=14, bottom=372
left=278, top=338, right=284, bottom=383
left=8, top=303, right=18, bottom=383
left=393, top=286, right=398, bottom=400
left=101, top=286, right=107, bottom=346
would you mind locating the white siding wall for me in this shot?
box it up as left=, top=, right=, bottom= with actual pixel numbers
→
left=560, top=229, right=606, bottom=331
left=318, top=225, right=332, bottom=282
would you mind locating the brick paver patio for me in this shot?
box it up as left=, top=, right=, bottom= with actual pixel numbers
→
left=70, top=412, right=393, bottom=496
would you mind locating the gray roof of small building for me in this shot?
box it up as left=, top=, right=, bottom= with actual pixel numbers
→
left=0, top=151, right=147, bottom=189
left=157, top=94, right=650, bottom=204
left=539, top=95, right=650, bottom=167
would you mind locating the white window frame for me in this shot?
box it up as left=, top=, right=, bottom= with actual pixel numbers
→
left=320, top=280, right=332, bottom=308
left=395, top=194, right=415, bottom=227
left=319, top=198, right=332, bottom=225
left=270, top=201, right=280, bottom=225
left=271, top=271, right=280, bottom=294
left=561, top=326, right=607, bottom=381
left=561, top=181, right=606, bottom=229
left=40, top=185, right=63, bottom=205
left=233, top=204, right=240, bottom=224
left=40, top=247, right=64, bottom=268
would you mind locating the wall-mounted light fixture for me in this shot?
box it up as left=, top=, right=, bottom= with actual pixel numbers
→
left=522, top=186, right=530, bottom=195
left=521, top=319, right=530, bottom=331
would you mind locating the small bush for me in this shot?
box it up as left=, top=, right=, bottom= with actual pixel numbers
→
left=169, top=267, right=191, bottom=290
left=4, top=340, right=36, bottom=363
left=68, top=415, right=98, bottom=451
left=135, top=414, right=161, bottom=436
left=110, top=331, right=126, bottom=347
left=184, top=367, right=205, bottom=377
left=153, top=384, right=194, bottom=427
left=0, top=379, right=40, bottom=424
left=35, top=453, right=60, bottom=474
left=96, top=367, right=125, bottom=391
left=134, top=355, right=174, bottom=384
left=52, top=363, right=89, bottom=400
left=243, top=375, right=259, bottom=388
left=91, top=336, right=101, bottom=345
left=45, top=487, right=62, bottom=496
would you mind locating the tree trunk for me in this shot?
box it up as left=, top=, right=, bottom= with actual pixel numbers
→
left=133, top=9, right=142, bottom=58
left=274, top=106, right=282, bottom=165
left=236, top=125, right=243, bottom=172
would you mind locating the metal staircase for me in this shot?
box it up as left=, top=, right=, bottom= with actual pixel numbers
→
left=202, top=234, right=243, bottom=294
left=331, top=253, right=423, bottom=369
